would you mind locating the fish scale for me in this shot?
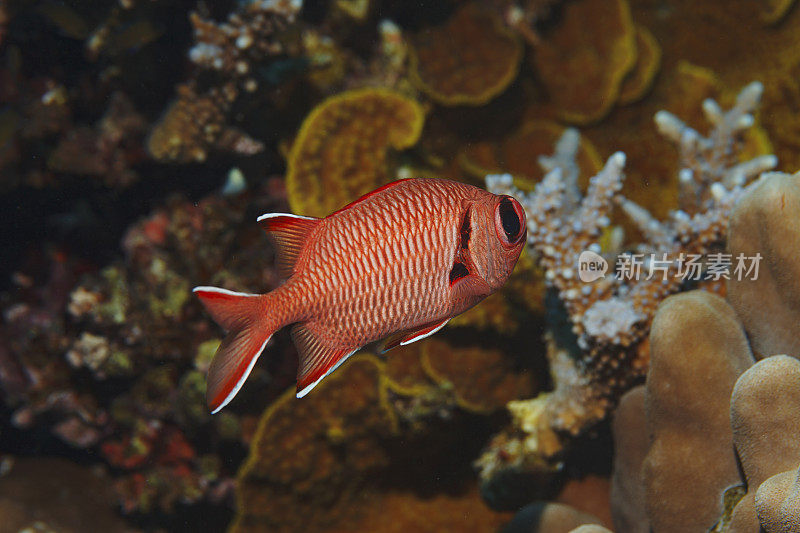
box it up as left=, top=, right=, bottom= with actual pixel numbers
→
left=193, top=178, right=526, bottom=413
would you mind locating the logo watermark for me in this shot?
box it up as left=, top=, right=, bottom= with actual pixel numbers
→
left=578, top=250, right=608, bottom=282
left=577, top=251, right=762, bottom=282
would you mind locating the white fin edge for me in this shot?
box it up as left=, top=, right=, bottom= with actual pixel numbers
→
left=192, top=286, right=261, bottom=298
left=400, top=319, right=451, bottom=346
left=256, top=212, right=317, bottom=223
left=296, top=349, right=358, bottom=399
left=211, top=335, right=272, bottom=415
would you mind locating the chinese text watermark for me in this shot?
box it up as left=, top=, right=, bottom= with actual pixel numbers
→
left=578, top=251, right=761, bottom=283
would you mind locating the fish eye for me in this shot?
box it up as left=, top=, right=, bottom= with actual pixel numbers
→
left=496, top=197, right=525, bottom=244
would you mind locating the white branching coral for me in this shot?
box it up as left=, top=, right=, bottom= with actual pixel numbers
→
left=189, top=0, right=302, bottom=92
left=477, top=81, right=777, bottom=493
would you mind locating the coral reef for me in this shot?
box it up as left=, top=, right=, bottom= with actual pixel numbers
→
left=7, top=0, right=800, bottom=531
left=285, top=88, right=425, bottom=217
left=617, top=25, right=661, bottom=106
left=582, top=172, right=800, bottom=533
left=608, top=386, right=647, bottom=533
left=477, top=81, right=776, bottom=492
left=730, top=354, right=800, bottom=532
left=501, top=502, right=605, bottom=533
left=409, top=3, right=522, bottom=106
left=0, top=457, right=134, bottom=533
left=761, top=0, right=798, bottom=24
left=148, top=0, right=301, bottom=162
left=459, top=120, right=603, bottom=185
left=531, top=0, right=636, bottom=124
left=0, top=185, right=295, bottom=514
left=727, top=172, right=800, bottom=358
left=47, top=92, right=147, bottom=186
left=643, top=291, right=753, bottom=532
left=232, top=346, right=533, bottom=532
left=147, top=83, right=263, bottom=164
left=421, top=338, right=536, bottom=414
left=232, top=354, right=397, bottom=533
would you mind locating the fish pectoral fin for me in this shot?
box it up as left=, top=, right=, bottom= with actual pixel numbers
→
left=292, top=323, right=358, bottom=398
left=450, top=273, right=492, bottom=301
left=378, top=318, right=451, bottom=354
left=257, top=213, right=320, bottom=278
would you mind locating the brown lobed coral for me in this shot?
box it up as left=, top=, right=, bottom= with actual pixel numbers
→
left=233, top=341, right=535, bottom=532
left=531, top=0, right=637, bottom=124
left=409, top=2, right=523, bottom=106
left=285, top=87, right=425, bottom=218
left=599, top=172, right=800, bottom=532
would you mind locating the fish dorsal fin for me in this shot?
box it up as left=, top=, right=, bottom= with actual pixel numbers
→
left=378, top=318, right=451, bottom=354
left=291, top=323, right=358, bottom=398
left=328, top=179, right=412, bottom=216
left=257, top=213, right=320, bottom=278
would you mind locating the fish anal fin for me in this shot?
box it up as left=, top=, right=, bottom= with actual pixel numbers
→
left=378, top=318, right=451, bottom=354
left=257, top=213, right=320, bottom=278
left=292, top=323, right=358, bottom=398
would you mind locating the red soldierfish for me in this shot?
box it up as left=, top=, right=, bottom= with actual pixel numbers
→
left=194, top=178, right=527, bottom=413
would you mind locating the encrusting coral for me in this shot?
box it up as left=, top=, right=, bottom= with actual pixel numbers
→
left=231, top=354, right=398, bottom=533
left=530, top=0, right=637, bottom=124
left=233, top=343, right=535, bottom=532
left=476, top=81, right=777, bottom=497
left=409, top=2, right=523, bottom=106
left=285, top=87, right=425, bottom=217
left=618, top=25, right=662, bottom=106
left=459, top=120, right=603, bottom=185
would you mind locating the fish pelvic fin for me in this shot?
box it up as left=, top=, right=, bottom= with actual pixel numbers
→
left=378, top=318, right=451, bottom=354
left=257, top=213, right=320, bottom=278
left=193, top=286, right=275, bottom=414
left=291, top=323, right=358, bottom=398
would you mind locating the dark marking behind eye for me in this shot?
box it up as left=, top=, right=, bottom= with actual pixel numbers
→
left=459, top=208, right=471, bottom=250
left=449, top=262, right=469, bottom=284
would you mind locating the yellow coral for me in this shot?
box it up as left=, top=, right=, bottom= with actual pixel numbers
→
left=532, top=0, right=636, bottom=124
left=761, top=0, right=797, bottom=24
left=327, top=483, right=512, bottom=532
left=459, top=120, right=602, bottom=186
left=618, top=25, right=662, bottom=105
left=409, top=3, right=522, bottom=106
left=231, top=354, right=398, bottom=533
left=286, top=88, right=425, bottom=218
left=232, top=344, right=530, bottom=531
left=421, top=339, right=536, bottom=414
left=381, top=344, right=436, bottom=396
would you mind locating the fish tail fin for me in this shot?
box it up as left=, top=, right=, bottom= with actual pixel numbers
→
left=193, top=286, right=276, bottom=414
